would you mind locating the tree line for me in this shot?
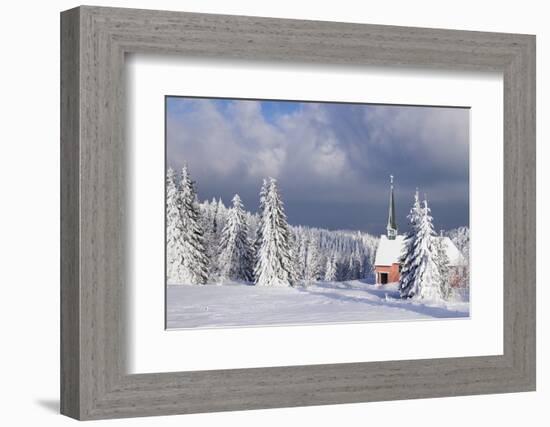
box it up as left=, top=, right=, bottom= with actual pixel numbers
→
left=166, top=166, right=378, bottom=286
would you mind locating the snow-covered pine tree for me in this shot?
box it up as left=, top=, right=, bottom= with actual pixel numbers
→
left=435, top=232, right=451, bottom=299
left=199, top=200, right=217, bottom=279
left=210, top=199, right=220, bottom=277
left=359, top=250, right=370, bottom=279
left=166, top=168, right=185, bottom=284
left=178, top=166, right=209, bottom=285
left=413, top=199, right=442, bottom=300
left=345, top=256, right=355, bottom=280
left=304, top=235, right=322, bottom=284
left=245, top=210, right=260, bottom=243
left=365, top=235, right=378, bottom=272
left=399, top=190, right=423, bottom=298
left=335, top=253, right=348, bottom=281
left=253, top=179, right=269, bottom=263
left=216, top=198, right=228, bottom=233
left=254, top=178, right=295, bottom=287
left=324, top=253, right=337, bottom=281
left=294, top=231, right=306, bottom=281
left=211, top=197, right=220, bottom=236
left=287, top=232, right=299, bottom=284
left=290, top=230, right=304, bottom=283
left=348, top=249, right=362, bottom=280
left=217, top=194, right=254, bottom=282
left=192, top=185, right=380, bottom=285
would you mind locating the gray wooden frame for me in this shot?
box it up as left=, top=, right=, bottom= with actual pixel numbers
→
left=60, top=5, right=536, bottom=421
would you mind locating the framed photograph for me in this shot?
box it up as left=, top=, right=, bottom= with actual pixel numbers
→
left=61, top=6, right=536, bottom=420
left=163, top=96, right=471, bottom=330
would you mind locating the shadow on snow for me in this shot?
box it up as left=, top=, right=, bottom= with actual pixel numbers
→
left=296, top=281, right=467, bottom=319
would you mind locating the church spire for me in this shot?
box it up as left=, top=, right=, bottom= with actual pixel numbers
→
left=386, top=175, right=398, bottom=240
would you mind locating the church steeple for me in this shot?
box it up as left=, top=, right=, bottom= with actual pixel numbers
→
left=386, top=175, right=398, bottom=240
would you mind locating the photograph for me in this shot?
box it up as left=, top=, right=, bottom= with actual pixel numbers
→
left=165, top=96, right=471, bottom=329
left=53, top=3, right=537, bottom=421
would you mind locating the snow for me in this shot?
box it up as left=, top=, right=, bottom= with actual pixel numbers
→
left=374, top=235, right=464, bottom=267
left=166, top=280, right=469, bottom=329
left=374, top=235, right=405, bottom=266
left=441, top=236, right=465, bottom=266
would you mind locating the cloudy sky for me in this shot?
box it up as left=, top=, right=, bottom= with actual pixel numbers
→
left=166, top=96, right=469, bottom=236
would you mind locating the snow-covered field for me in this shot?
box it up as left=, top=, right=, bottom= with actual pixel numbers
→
left=166, top=280, right=469, bottom=329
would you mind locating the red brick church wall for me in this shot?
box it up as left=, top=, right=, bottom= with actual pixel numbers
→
left=375, top=263, right=401, bottom=284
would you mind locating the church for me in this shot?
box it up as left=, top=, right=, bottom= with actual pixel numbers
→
left=374, top=176, right=464, bottom=285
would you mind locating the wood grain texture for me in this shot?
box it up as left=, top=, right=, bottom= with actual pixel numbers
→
left=60, top=5, right=536, bottom=420
left=60, top=7, right=80, bottom=419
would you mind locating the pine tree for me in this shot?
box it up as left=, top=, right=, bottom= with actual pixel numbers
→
left=413, top=199, right=442, bottom=300
left=399, top=190, right=423, bottom=297
left=287, top=232, right=299, bottom=284
left=435, top=233, right=451, bottom=299
left=178, top=166, right=209, bottom=285
left=334, top=254, right=346, bottom=281
left=254, top=178, right=294, bottom=287
left=166, top=168, right=185, bottom=284
left=194, top=196, right=380, bottom=285
left=211, top=197, right=220, bottom=236
left=174, top=168, right=382, bottom=286
left=291, top=230, right=304, bottom=282
left=199, top=200, right=216, bottom=278
left=295, top=232, right=305, bottom=281
left=347, top=249, right=362, bottom=280
left=345, top=256, right=355, bottom=280
left=253, top=179, right=269, bottom=263
left=304, top=235, right=322, bottom=284
left=215, top=198, right=227, bottom=234
left=324, top=253, right=337, bottom=281
left=205, top=198, right=218, bottom=278
left=217, top=194, right=254, bottom=282
left=289, top=231, right=303, bottom=285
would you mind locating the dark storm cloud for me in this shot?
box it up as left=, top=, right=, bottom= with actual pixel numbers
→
left=166, top=97, right=469, bottom=235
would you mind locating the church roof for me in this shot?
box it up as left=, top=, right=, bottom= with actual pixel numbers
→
left=440, top=236, right=465, bottom=266
left=375, top=235, right=405, bottom=266
left=374, top=235, right=465, bottom=267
